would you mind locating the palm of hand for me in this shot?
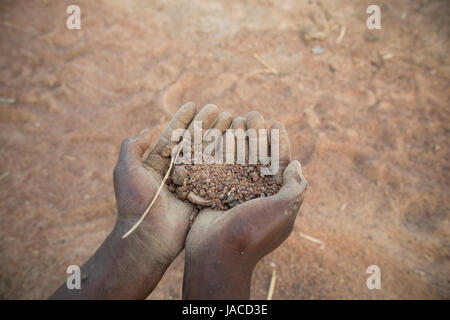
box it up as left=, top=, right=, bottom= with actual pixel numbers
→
left=185, top=112, right=307, bottom=265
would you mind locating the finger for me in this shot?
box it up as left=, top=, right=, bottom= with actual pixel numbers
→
left=246, top=111, right=266, bottom=165
left=204, top=112, right=232, bottom=161
left=277, top=160, right=307, bottom=201
left=211, top=111, right=233, bottom=133
left=231, top=116, right=247, bottom=130
left=186, top=104, right=221, bottom=164
left=270, top=122, right=291, bottom=182
left=218, top=115, right=235, bottom=163
left=144, top=102, right=196, bottom=175
left=187, top=104, right=221, bottom=139
left=118, top=129, right=153, bottom=168
left=246, top=111, right=265, bottom=131
left=231, top=116, right=248, bottom=164
left=152, top=102, right=197, bottom=157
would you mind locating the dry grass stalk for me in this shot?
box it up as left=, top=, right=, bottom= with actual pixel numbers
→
left=253, top=53, right=279, bottom=75
left=122, top=142, right=183, bottom=239
left=267, top=269, right=277, bottom=300
left=299, top=232, right=325, bottom=249
left=336, top=25, right=346, bottom=44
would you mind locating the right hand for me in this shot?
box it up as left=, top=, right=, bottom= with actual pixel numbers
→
left=183, top=112, right=307, bottom=299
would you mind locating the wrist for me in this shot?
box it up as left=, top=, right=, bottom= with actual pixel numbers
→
left=110, top=221, right=173, bottom=272
left=50, top=228, right=168, bottom=299
left=94, top=229, right=169, bottom=299
left=183, top=245, right=256, bottom=300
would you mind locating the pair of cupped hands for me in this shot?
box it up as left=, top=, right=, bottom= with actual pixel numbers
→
left=51, top=102, right=307, bottom=300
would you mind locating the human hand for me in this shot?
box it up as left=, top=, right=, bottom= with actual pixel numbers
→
left=113, top=102, right=233, bottom=267
left=51, top=102, right=232, bottom=299
left=182, top=112, right=307, bottom=299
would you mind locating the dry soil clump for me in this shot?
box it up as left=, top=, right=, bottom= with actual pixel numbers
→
left=167, top=163, right=282, bottom=211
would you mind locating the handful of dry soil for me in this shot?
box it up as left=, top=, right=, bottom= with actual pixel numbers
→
left=167, top=163, right=282, bottom=211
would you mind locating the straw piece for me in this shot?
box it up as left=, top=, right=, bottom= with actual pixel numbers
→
left=122, top=143, right=183, bottom=239
left=267, top=269, right=277, bottom=300
left=336, top=26, right=346, bottom=44
left=253, top=53, right=279, bottom=75
left=299, top=232, right=325, bottom=249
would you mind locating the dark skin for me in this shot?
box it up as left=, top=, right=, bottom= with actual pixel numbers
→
left=50, top=103, right=307, bottom=300
left=183, top=112, right=307, bottom=299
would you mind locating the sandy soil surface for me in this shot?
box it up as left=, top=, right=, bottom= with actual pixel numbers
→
left=0, top=0, right=449, bottom=299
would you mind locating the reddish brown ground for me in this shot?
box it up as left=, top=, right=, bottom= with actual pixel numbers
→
left=0, top=0, right=449, bottom=299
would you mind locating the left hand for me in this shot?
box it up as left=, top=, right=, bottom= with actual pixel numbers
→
left=51, top=102, right=231, bottom=299
left=113, top=102, right=229, bottom=269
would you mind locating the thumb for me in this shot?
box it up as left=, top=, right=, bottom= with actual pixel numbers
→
left=223, top=160, right=307, bottom=255
left=118, top=129, right=153, bottom=168
left=275, top=160, right=308, bottom=206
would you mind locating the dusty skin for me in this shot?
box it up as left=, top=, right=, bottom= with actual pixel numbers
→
left=0, top=0, right=449, bottom=299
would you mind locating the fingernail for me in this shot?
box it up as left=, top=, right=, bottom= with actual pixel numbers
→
left=292, top=160, right=302, bottom=174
